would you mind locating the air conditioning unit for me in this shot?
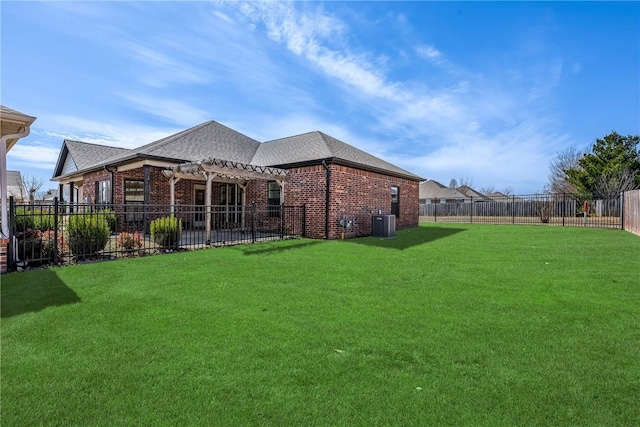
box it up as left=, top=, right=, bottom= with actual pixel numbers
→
left=371, top=215, right=395, bottom=237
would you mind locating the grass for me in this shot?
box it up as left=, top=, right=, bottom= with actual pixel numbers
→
left=2, top=224, right=639, bottom=426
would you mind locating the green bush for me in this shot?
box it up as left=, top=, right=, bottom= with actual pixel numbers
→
left=14, top=207, right=56, bottom=232
left=97, top=208, right=117, bottom=232
left=150, top=215, right=182, bottom=249
left=67, top=214, right=110, bottom=259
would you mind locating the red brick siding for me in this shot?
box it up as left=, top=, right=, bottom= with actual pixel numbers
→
left=285, top=165, right=328, bottom=239
left=326, top=164, right=418, bottom=239
left=0, top=237, right=8, bottom=274
left=79, top=163, right=419, bottom=240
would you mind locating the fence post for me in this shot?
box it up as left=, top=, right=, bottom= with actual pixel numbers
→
left=620, top=191, right=624, bottom=230
left=434, top=202, right=437, bottom=223
left=8, top=196, right=15, bottom=269
left=470, top=197, right=473, bottom=223
left=279, top=203, right=284, bottom=239
left=53, top=197, right=59, bottom=265
left=302, top=204, right=306, bottom=238
left=251, top=202, right=257, bottom=243
left=512, top=195, right=515, bottom=225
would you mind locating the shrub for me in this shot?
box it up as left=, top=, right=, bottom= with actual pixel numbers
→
left=150, top=215, right=182, bottom=250
left=67, top=214, right=110, bottom=259
left=116, top=232, right=143, bottom=251
left=536, top=201, right=553, bottom=224
left=97, top=208, right=117, bottom=232
left=14, top=207, right=55, bottom=232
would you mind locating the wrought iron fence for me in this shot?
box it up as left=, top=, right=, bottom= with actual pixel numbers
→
left=419, top=193, right=623, bottom=228
left=7, top=198, right=305, bottom=270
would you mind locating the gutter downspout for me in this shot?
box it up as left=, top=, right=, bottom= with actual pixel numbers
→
left=1, top=125, right=32, bottom=237
left=322, top=160, right=330, bottom=239
left=104, top=165, right=116, bottom=204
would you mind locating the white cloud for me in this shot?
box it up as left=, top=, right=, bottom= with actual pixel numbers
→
left=7, top=144, right=60, bottom=170
left=117, top=93, right=210, bottom=127
left=416, top=44, right=442, bottom=61
left=36, top=114, right=181, bottom=148
left=212, top=10, right=234, bottom=24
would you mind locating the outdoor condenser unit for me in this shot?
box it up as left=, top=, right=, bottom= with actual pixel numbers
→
left=371, top=214, right=395, bottom=238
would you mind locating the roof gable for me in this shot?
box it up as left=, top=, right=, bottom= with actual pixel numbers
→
left=53, top=140, right=128, bottom=179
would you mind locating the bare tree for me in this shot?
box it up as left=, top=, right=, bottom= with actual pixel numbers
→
left=21, top=173, right=44, bottom=204
left=548, top=146, right=583, bottom=194
left=457, top=175, right=474, bottom=188
left=480, top=185, right=495, bottom=195
left=593, top=168, right=639, bottom=199
left=449, top=178, right=458, bottom=189
left=502, top=186, right=514, bottom=196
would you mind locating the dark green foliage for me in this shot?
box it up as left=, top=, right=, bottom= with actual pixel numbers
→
left=567, top=132, right=640, bottom=197
left=67, top=214, right=110, bottom=258
left=14, top=207, right=55, bottom=232
left=150, top=215, right=182, bottom=249
left=97, top=208, right=117, bottom=232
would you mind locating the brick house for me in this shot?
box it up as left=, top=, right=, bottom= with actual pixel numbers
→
left=52, top=120, right=423, bottom=239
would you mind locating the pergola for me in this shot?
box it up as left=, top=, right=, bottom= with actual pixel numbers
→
left=1, top=106, right=36, bottom=237
left=163, top=158, right=288, bottom=238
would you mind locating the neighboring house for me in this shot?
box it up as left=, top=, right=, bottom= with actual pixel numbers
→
left=42, top=188, right=59, bottom=202
left=51, top=120, right=423, bottom=239
left=6, top=170, right=25, bottom=202
left=419, top=180, right=469, bottom=204
left=457, top=185, right=492, bottom=201
left=1, top=105, right=37, bottom=274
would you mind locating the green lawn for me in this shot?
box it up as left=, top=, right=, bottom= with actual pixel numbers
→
left=2, top=224, right=639, bottom=426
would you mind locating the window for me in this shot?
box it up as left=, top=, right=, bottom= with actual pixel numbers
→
left=95, top=180, right=111, bottom=205
left=125, top=180, right=144, bottom=222
left=391, top=186, right=399, bottom=217
left=267, top=181, right=281, bottom=217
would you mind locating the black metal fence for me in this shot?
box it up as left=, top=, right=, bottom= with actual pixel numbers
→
left=7, top=198, right=305, bottom=270
left=419, top=193, right=623, bottom=228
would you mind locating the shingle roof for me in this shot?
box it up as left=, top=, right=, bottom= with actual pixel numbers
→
left=254, top=131, right=423, bottom=180
left=100, top=120, right=260, bottom=166
left=53, top=121, right=423, bottom=182
left=64, top=140, right=129, bottom=171
left=6, top=170, right=24, bottom=198
left=457, top=185, right=491, bottom=200
left=420, top=180, right=469, bottom=199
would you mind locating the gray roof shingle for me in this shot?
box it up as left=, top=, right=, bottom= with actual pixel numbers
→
left=64, top=140, right=129, bottom=171
left=254, top=131, right=423, bottom=180
left=53, top=121, right=423, bottom=182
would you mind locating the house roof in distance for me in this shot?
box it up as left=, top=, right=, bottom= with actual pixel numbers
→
left=419, top=180, right=469, bottom=199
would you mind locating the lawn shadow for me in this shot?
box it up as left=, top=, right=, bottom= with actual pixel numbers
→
left=1, top=269, right=81, bottom=318
left=238, top=239, right=323, bottom=256
left=348, top=225, right=467, bottom=250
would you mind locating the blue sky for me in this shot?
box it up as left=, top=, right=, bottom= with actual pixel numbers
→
left=2, top=1, right=639, bottom=194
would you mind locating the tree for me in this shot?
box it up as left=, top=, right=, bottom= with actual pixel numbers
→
left=449, top=178, right=457, bottom=189
left=502, top=186, right=513, bottom=196
left=457, top=175, right=474, bottom=188
left=547, top=146, right=583, bottom=194
left=21, top=173, right=44, bottom=204
left=566, top=132, right=640, bottom=198
left=479, top=185, right=495, bottom=195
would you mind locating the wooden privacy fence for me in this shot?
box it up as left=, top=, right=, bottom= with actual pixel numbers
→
left=419, top=193, right=624, bottom=229
left=623, top=189, right=640, bottom=236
